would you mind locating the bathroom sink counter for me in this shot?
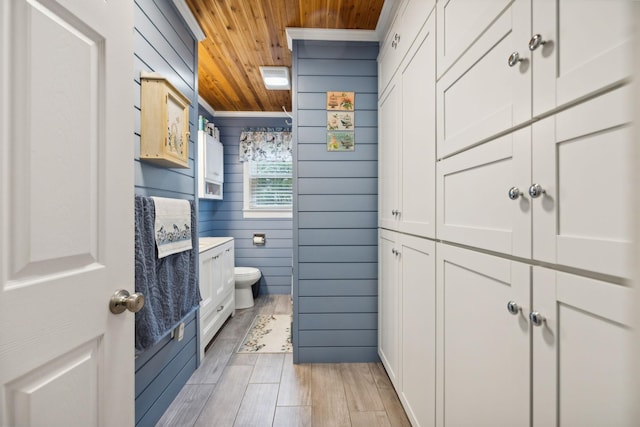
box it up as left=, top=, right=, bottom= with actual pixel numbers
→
left=199, top=237, right=233, bottom=253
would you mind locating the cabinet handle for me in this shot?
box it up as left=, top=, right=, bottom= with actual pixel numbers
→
left=391, top=209, right=397, bottom=216
left=508, top=187, right=522, bottom=200
left=528, top=34, right=547, bottom=51
left=528, top=183, right=545, bottom=198
left=506, top=301, right=520, bottom=315
left=529, top=311, right=545, bottom=326
left=217, top=305, right=224, bottom=312
left=391, top=248, right=397, bottom=255
left=508, top=51, right=523, bottom=67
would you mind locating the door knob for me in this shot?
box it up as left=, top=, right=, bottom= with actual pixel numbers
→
left=506, top=300, right=520, bottom=315
left=110, top=289, right=145, bottom=314
left=528, top=34, right=547, bottom=51
left=528, top=183, right=545, bottom=198
left=508, top=187, right=522, bottom=200
left=508, top=51, right=523, bottom=67
left=529, top=311, right=545, bottom=326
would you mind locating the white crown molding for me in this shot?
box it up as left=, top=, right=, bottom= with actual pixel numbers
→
left=375, top=0, right=401, bottom=40
left=285, top=28, right=378, bottom=50
left=172, top=0, right=206, bottom=41
left=198, top=96, right=216, bottom=117
left=213, top=111, right=290, bottom=118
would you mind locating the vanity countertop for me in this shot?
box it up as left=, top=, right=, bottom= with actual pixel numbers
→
left=198, top=237, right=234, bottom=253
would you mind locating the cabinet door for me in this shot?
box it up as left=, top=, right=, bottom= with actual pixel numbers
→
left=532, top=0, right=635, bottom=116
left=436, top=127, right=531, bottom=258
left=379, top=81, right=400, bottom=230
left=378, top=229, right=400, bottom=387
left=436, top=244, right=530, bottom=427
left=436, top=0, right=514, bottom=78
left=400, top=235, right=435, bottom=427
left=222, top=242, right=234, bottom=294
left=199, top=249, right=215, bottom=316
left=436, top=0, right=530, bottom=157
left=398, top=19, right=436, bottom=239
left=532, top=86, right=633, bottom=278
left=532, top=268, right=634, bottom=427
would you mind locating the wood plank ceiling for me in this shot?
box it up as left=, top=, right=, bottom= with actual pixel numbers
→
left=185, top=0, right=385, bottom=112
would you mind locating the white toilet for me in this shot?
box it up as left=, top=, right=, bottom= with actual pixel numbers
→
left=234, top=267, right=261, bottom=309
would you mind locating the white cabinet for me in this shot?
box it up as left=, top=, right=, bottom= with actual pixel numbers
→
left=436, top=244, right=530, bottom=427
left=378, top=0, right=435, bottom=94
left=198, top=130, right=224, bottom=199
left=532, top=267, right=634, bottom=427
left=436, top=0, right=634, bottom=158
left=437, top=85, right=633, bottom=278
left=198, top=237, right=234, bottom=360
left=379, top=17, right=436, bottom=238
left=436, top=244, right=633, bottom=427
left=378, top=230, right=400, bottom=387
left=379, top=229, right=436, bottom=427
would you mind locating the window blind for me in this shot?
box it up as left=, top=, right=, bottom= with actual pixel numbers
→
left=247, top=160, right=292, bottom=209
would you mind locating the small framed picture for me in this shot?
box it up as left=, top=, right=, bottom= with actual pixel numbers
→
left=327, top=112, right=354, bottom=131
left=326, top=91, right=354, bottom=111
left=327, top=131, right=355, bottom=151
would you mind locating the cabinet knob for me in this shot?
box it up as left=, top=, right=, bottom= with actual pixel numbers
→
left=528, top=183, right=545, bottom=198
left=506, top=301, right=520, bottom=315
left=529, top=311, right=545, bottom=326
left=392, top=209, right=398, bottom=216
left=508, top=51, right=523, bottom=67
left=528, top=34, right=547, bottom=51
left=508, top=187, right=522, bottom=200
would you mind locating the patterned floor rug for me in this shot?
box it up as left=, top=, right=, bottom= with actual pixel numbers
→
left=237, top=314, right=293, bottom=353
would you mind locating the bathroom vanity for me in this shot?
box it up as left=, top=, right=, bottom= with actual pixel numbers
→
left=198, top=237, right=235, bottom=360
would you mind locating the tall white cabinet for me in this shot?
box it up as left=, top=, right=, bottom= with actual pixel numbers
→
left=378, top=1, right=635, bottom=426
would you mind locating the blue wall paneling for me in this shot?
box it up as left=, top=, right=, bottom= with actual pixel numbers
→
left=292, top=40, right=380, bottom=363
left=133, top=0, right=199, bottom=425
left=197, top=116, right=294, bottom=296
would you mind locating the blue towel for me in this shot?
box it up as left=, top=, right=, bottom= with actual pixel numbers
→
left=134, top=196, right=200, bottom=352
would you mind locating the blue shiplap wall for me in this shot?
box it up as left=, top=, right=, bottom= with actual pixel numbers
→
left=133, top=0, right=199, bottom=425
left=292, top=40, right=379, bottom=363
left=198, top=115, right=293, bottom=295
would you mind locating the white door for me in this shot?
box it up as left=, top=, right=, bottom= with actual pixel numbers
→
left=532, top=85, right=633, bottom=278
left=399, top=18, right=436, bottom=239
left=378, top=81, right=400, bottom=230
left=0, top=0, right=134, bottom=425
left=436, top=127, right=531, bottom=258
left=436, top=244, right=530, bottom=427
left=378, top=229, right=400, bottom=387
left=436, top=0, right=530, bottom=157
left=532, top=267, right=634, bottom=427
left=400, top=234, right=435, bottom=427
left=532, top=0, right=635, bottom=116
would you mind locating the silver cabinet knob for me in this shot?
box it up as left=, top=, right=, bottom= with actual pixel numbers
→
left=528, top=183, right=545, bottom=198
left=529, top=311, right=545, bottom=326
left=508, top=52, right=523, bottom=67
left=508, top=187, right=522, bottom=200
left=528, top=34, right=547, bottom=51
left=110, top=289, right=145, bottom=314
left=507, top=301, right=520, bottom=315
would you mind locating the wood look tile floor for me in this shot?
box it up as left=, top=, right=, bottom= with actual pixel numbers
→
left=156, top=295, right=411, bottom=427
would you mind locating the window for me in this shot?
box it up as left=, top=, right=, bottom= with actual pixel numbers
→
left=243, top=159, right=292, bottom=218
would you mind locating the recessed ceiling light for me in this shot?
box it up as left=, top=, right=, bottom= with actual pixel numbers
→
left=260, top=66, right=290, bottom=90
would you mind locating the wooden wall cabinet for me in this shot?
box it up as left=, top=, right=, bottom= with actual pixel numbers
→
left=140, top=72, right=190, bottom=168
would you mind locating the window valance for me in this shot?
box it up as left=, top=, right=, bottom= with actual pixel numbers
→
left=239, top=127, right=292, bottom=162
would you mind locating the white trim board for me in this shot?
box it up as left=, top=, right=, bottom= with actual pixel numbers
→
left=285, top=28, right=378, bottom=50
left=214, top=111, right=290, bottom=118
left=198, top=95, right=216, bottom=117
left=172, top=0, right=205, bottom=41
